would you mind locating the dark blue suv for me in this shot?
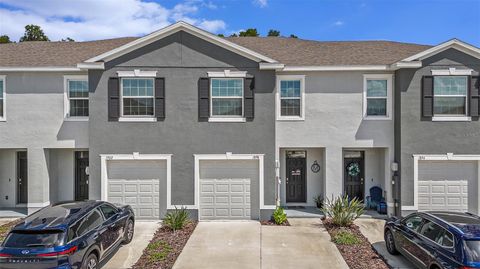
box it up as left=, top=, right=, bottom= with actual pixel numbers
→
left=0, top=200, right=135, bottom=269
left=384, top=211, right=480, bottom=269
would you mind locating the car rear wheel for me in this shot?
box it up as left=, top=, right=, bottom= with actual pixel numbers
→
left=385, top=229, right=399, bottom=255
left=82, top=253, right=98, bottom=269
left=123, top=219, right=134, bottom=244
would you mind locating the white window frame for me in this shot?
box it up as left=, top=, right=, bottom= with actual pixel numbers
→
left=209, top=77, right=246, bottom=122
left=431, top=75, right=470, bottom=122
left=276, top=75, right=305, bottom=121
left=64, top=75, right=89, bottom=121
left=119, top=77, right=156, bottom=122
left=363, top=74, right=393, bottom=120
left=0, top=75, right=5, bottom=121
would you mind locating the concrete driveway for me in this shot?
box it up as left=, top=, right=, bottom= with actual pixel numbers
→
left=173, top=218, right=348, bottom=269
left=355, top=218, right=415, bottom=269
left=102, top=221, right=161, bottom=269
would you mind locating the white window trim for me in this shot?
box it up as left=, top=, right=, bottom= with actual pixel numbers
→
left=403, top=153, right=480, bottom=211
left=207, top=70, right=247, bottom=78
left=431, top=68, right=473, bottom=76
left=432, top=76, right=469, bottom=119
left=117, top=69, right=157, bottom=77
left=276, top=75, right=306, bottom=121
left=209, top=77, right=245, bottom=121
left=193, top=153, right=274, bottom=217
left=64, top=75, right=89, bottom=121
left=363, top=74, right=393, bottom=120
left=100, top=153, right=173, bottom=208
left=0, top=75, right=5, bottom=121
left=119, top=77, right=156, bottom=122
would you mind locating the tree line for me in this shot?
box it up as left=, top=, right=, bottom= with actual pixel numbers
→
left=218, top=28, right=298, bottom=38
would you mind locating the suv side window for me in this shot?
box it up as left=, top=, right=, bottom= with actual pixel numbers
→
left=402, top=215, right=423, bottom=232
left=437, top=229, right=454, bottom=248
left=420, top=221, right=444, bottom=242
left=99, top=204, right=118, bottom=220
left=76, top=210, right=104, bottom=237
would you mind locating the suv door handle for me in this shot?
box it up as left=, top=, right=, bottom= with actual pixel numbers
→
left=110, top=223, right=116, bottom=228
left=92, top=233, right=99, bottom=240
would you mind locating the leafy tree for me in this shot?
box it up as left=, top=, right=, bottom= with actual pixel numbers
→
left=61, top=37, right=75, bottom=42
left=229, top=33, right=238, bottom=37
left=289, top=34, right=298, bottom=38
left=217, top=33, right=225, bottom=37
left=0, top=35, right=12, bottom=43
left=239, top=28, right=259, bottom=37
left=267, top=29, right=280, bottom=37
left=19, top=25, right=50, bottom=42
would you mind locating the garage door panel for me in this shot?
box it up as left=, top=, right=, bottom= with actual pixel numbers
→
left=107, top=160, right=165, bottom=220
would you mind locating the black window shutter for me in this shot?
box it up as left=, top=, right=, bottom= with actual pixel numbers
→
left=198, top=78, right=210, bottom=119
left=244, top=77, right=255, bottom=119
left=155, top=78, right=165, bottom=120
left=422, top=76, right=434, bottom=117
left=108, top=77, right=120, bottom=121
left=470, top=76, right=479, bottom=117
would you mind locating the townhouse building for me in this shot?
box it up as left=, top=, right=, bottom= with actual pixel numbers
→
left=0, top=22, right=479, bottom=219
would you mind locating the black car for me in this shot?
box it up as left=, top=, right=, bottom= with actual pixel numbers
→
left=0, top=200, right=135, bottom=269
left=384, top=211, right=480, bottom=269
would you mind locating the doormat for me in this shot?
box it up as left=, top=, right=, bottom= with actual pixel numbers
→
left=284, top=206, right=306, bottom=209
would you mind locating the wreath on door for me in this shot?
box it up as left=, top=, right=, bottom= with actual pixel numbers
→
left=347, top=162, right=361, bottom=177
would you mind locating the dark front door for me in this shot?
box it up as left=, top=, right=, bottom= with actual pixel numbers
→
left=75, top=151, right=89, bottom=201
left=344, top=151, right=365, bottom=201
left=16, top=151, right=28, bottom=204
left=286, top=151, right=306, bottom=203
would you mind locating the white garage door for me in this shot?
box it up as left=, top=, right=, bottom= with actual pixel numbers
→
left=107, top=160, right=166, bottom=220
left=199, top=160, right=257, bottom=220
left=418, top=160, right=474, bottom=212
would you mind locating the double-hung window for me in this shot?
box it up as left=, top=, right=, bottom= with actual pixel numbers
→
left=65, top=76, right=88, bottom=120
left=0, top=76, right=5, bottom=120
left=210, top=78, right=243, bottom=117
left=433, top=76, right=467, bottom=116
left=363, top=74, right=392, bottom=119
left=121, top=78, right=154, bottom=117
left=277, top=75, right=305, bottom=120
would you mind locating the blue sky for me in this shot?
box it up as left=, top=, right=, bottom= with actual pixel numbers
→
left=0, top=0, right=479, bottom=46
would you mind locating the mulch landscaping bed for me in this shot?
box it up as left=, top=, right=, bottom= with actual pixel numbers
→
left=132, top=221, right=197, bottom=269
left=260, top=220, right=290, bottom=226
left=323, top=219, right=389, bottom=269
left=0, top=219, right=23, bottom=244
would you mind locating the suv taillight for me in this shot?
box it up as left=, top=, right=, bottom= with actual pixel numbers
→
left=37, top=246, right=77, bottom=257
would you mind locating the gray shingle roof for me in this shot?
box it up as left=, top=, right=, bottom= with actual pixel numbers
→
left=0, top=35, right=431, bottom=68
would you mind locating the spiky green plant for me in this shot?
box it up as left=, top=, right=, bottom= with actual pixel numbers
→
left=272, top=207, right=288, bottom=225
left=322, top=195, right=364, bottom=227
left=163, top=206, right=190, bottom=232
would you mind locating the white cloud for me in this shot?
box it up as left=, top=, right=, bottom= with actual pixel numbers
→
left=0, top=0, right=227, bottom=41
left=253, top=0, right=268, bottom=8
left=333, top=20, right=345, bottom=26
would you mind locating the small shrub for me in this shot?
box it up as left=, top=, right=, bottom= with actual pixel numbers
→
left=147, top=240, right=172, bottom=262
left=313, top=195, right=324, bottom=208
left=332, top=230, right=361, bottom=245
left=163, top=206, right=190, bottom=232
left=322, top=195, right=364, bottom=227
left=272, top=207, right=288, bottom=225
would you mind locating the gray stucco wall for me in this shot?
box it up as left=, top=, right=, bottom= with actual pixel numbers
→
left=88, top=31, right=276, bottom=219
left=395, top=48, right=480, bottom=208
left=276, top=71, right=395, bottom=208
left=0, top=72, right=88, bottom=211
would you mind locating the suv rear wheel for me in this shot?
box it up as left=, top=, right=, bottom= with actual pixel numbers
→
left=123, top=219, right=134, bottom=244
left=82, top=253, right=98, bottom=269
left=385, top=229, right=399, bottom=255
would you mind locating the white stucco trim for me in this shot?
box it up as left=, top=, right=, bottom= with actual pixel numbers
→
left=432, top=116, right=471, bottom=122
left=118, top=117, right=157, bottom=122
left=403, top=153, right=480, bottom=211
left=117, top=70, right=158, bottom=77
left=431, top=68, right=473, bottom=76
left=281, top=65, right=391, bottom=71
left=207, top=70, right=247, bottom=78
left=77, top=62, right=105, bottom=70
left=208, top=117, right=246, bottom=123
left=363, top=74, right=393, bottom=120
left=194, top=153, right=274, bottom=210
left=276, top=75, right=306, bottom=121
left=0, top=75, right=6, bottom=121
left=85, top=21, right=277, bottom=64
left=100, top=153, right=173, bottom=209
left=0, top=67, right=82, bottom=72
left=63, top=75, right=89, bottom=121
left=402, top=39, right=480, bottom=62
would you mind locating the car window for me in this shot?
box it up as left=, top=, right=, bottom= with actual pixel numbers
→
left=465, top=241, right=480, bottom=262
left=437, top=230, right=454, bottom=248
left=3, top=230, right=65, bottom=248
left=420, top=221, right=444, bottom=242
left=402, top=215, right=423, bottom=232
left=76, top=210, right=104, bottom=237
left=99, top=204, right=118, bottom=220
